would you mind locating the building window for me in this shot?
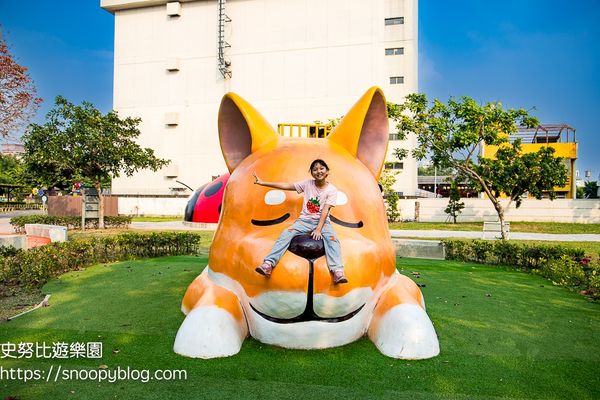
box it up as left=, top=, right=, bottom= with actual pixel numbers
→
left=385, top=17, right=404, bottom=25
left=385, top=162, right=404, bottom=170
left=390, top=76, right=404, bottom=84
left=385, top=47, right=404, bottom=56
left=389, top=133, right=402, bottom=141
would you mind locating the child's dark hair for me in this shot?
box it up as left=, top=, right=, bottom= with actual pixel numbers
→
left=309, top=159, right=329, bottom=171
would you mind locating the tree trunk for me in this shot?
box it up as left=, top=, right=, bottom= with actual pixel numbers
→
left=497, top=209, right=507, bottom=240
left=463, top=168, right=508, bottom=240
left=487, top=194, right=507, bottom=240
left=96, top=183, right=105, bottom=229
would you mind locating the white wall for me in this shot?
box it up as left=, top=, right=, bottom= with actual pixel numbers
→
left=104, top=0, right=419, bottom=195
left=118, top=197, right=188, bottom=216
left=397, top=198, right=600, bottom=223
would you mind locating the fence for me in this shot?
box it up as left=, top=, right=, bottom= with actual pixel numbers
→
left=47, top=196, right=118, bottom=217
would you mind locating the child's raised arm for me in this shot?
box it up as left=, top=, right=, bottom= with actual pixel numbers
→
left=253, top=172, right=296, bottom=191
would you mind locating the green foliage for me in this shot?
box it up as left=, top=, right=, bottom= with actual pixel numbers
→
left=394, top=94, right=568, bottom=239
left=379, top=169, right=400, bottom=222
left=476, top=142, right=567, bottom=206
left=542, top=256, right=600, bottom=299
left=392, top=147, right=408, bottom=161
left=0, top=232, right=204, bottom=288
left=10, top=215, right=132, bottom=233
left=583, top=181, right=599, bottom=199
left=444, top=180, right=465, bottom=223
left=442, top=239, right=585, bottom=270
left=417, top=164, right=454, bottom=176
left=22, top=96, right=170, bottom=190
left=542, top=256, right=586, bottom=288
left=0, top=246, right=20, bottom=258
left=0, top=153, right=24, bottom=185
left=442, top=239, right=598, bottom=300
left=0, top=154, right=29, bottom=201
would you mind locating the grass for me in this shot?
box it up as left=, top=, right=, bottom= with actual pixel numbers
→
left=1, top=256, right=598, bottom=399
left=389, top=221, right=600, bottom=234
left=0, top=286, right=45, bottom=321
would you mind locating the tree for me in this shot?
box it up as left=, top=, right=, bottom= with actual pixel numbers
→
left=22, top=96, right=170, bottom=228
left=583, top=181, right=599, bottom=199
left=417, top=164, right=454, bottom=176
left=0, top=153, right=24, bottom=185
left=379, top=169, right=400, bottom=222
left=395, top=94, right=567, bottom=239
left=444, top=180, right=464, bottom=223
left=0, top=37, right=42, bottom=138
left=0, top=153, right=27, bottom=201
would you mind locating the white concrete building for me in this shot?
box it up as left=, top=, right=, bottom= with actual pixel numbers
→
left=101, top=0, right=418, bottom=196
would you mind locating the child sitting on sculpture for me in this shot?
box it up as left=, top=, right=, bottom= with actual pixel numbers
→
left=253, top=159, right=348, bottom=284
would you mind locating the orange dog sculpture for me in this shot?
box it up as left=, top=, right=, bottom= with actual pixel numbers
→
left=174, top=87, right=440, bottom=359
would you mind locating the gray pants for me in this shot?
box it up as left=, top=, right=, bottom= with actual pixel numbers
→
left=264, top=218, right=343, bottom=271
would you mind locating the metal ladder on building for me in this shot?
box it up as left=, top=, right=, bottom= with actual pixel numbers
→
left=217, top=0, right=232, bottom=79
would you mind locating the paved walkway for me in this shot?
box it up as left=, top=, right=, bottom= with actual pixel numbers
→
left=390, top=229, right=600, bottom=242
left=130, top=221, right=210, bottom=231
left=0, top=210, right=44, bottom=234
left=2, top=214, right=599, bottom=242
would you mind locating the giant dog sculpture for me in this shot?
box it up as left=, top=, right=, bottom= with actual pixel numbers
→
left=174, top=87, right=439, bottom=359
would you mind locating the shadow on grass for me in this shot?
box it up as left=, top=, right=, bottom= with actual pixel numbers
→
left=1, top=256, right=598, bottom=399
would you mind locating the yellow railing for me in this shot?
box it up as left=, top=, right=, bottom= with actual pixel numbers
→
left=277, top=123, right=333, bottom=139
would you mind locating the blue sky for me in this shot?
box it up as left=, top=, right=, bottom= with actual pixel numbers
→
left=1, top=0, right=598, bottom=179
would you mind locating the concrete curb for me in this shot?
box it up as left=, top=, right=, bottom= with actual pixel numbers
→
left=7, top=294, right=51, bottom=321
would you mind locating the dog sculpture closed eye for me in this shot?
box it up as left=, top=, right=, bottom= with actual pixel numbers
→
left=174, top=87, right=440, bottom=359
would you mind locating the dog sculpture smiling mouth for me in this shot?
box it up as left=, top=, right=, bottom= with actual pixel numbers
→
left=173, top=87, right=440, bottom=359
left=248, top=234, right=366, bottom=323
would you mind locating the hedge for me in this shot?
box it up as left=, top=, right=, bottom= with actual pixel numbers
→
left=442, top=239, right=599, bottom=300
left=10, top=215, right=132, bottom=233
left=0, top=232, right=204, bottom=289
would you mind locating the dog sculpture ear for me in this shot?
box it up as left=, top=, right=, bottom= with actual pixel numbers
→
left=327, top=87, right=389, bottom=179
left=218, top=93, right=279, bottom=172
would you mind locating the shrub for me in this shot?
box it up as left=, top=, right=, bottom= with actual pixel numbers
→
left=541, top=256, right=586, bottom=287
left=10, top=215, right=132, bottom=233
left=442, top=240, right=584, bottom=271
left=0, top=246, right=21, bottom=258
left=0, top=232, right=204, bottom=288
left=441, top=239, right=597, bottom=300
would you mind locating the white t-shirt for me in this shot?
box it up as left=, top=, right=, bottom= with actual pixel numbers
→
left=294, top=179, right=338, bottom=221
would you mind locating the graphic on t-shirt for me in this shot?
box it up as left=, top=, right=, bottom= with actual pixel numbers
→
left=306, top=197, right=321, bottom=214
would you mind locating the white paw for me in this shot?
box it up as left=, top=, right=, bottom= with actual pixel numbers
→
left=173, top=306, right=246, bottom=359
left=370, top=303, right=440, bottom=359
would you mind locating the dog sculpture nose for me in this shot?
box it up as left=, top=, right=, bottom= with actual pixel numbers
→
left=288, top=234, right=325, bottom=260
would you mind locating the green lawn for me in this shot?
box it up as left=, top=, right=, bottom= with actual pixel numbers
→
left=1, top=256, right=599, bottom=399
left=390, top=221, right=600, bottom=234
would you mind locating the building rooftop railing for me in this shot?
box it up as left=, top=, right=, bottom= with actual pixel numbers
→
left=277, top=123, right=333, bottom=138
left=510, top=123, right=576, bottom=144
